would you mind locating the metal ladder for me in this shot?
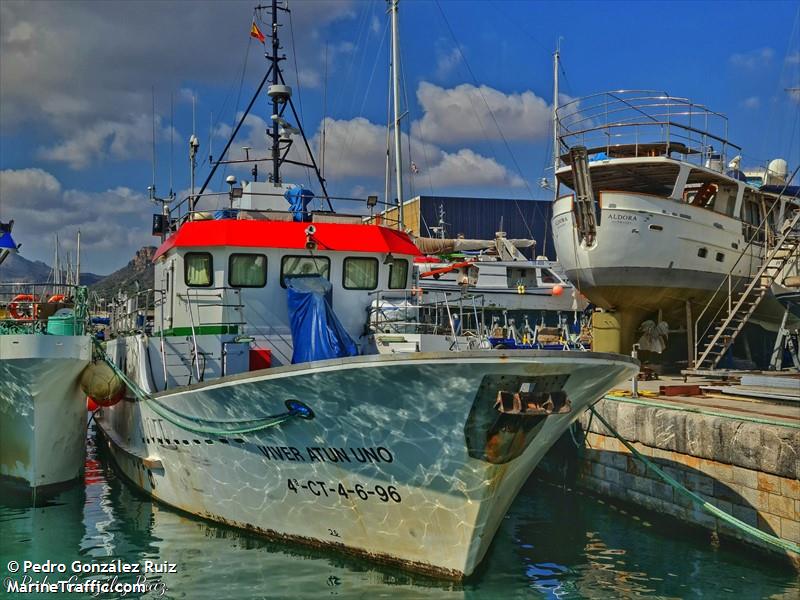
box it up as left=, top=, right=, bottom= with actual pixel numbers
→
left=569, top=146, right=598, bottom=246
left=694, top=209, right=800, bottom=370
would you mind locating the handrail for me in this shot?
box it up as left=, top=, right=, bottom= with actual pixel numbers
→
left=168, top=189, right=406, bottom=231
left=556, top=91, right=739, bottom=168
left=0, top=282, right=90, bottom=335
left=366, top=288, right=487, bottom=342
left=693, top=168, right=800, bottom=367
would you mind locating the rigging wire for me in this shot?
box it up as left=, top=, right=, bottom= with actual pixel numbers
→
left=488, top=0, right=551, bottom=54
left=399, top=33, right=415, bottom=201
left=433, top=0, right=539, bottom=241
left=342, top=17, right=390, bottom=158
left=218, top=28, right=254, bottom=194
left=330, top=13, right=390, bottom=197
left=331, top=0, right=372, bottom=118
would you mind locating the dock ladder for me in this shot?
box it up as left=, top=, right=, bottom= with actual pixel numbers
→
left=693, top=209, right=800, bottom=371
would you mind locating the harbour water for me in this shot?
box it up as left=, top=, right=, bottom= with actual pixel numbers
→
left=1, top=423, right=797, bottom=600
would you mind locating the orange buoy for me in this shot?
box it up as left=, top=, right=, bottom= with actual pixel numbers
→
left=47, top=294, right=66, bottom=303
left=80, top=363, right=125, bottom=405
left=87, top=397, right=99, bottom=412
left=8, top=294, right=37, bottom=320
left=92, top=391, right=123, bottom=408
left=551, top=284, right=564, bottom=296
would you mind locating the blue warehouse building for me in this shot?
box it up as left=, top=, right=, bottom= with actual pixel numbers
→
left=376, top=195, right=555, bottom=259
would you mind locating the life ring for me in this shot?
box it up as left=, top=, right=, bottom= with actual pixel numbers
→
left=48, top=294, right=66, bottom=303
left=8, top=294, right=37, bottom=320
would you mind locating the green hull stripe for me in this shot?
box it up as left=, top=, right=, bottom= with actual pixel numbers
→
left=159, top=325, right=239, bottom=336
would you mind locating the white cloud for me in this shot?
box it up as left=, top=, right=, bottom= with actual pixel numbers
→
left=729, top=47, right=774, bottom=69
left=436, top=47, right=462, bottom=80
left=412, top=82, right=552, bottom=144
left=426, top=149, right=524, bottom=188
left=741, top=96, right=760, bottom=109
left=0, top=1, right=356, bottom=149
left=308, top=117, right=523, bottom=190
left=37, top=115, right=177, bottom=170
left=0, top=168, right=151, bottom=273
left=370, top=15, right=381, bottom=35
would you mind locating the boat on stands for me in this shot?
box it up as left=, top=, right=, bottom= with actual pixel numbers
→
left=550, top=86, right=800, bottom=361
left=94, top=1, right=638, bottom=578
left=0, top=223, right=92, bottom=502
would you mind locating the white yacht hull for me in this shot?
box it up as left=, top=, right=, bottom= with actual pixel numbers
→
left=96, top=347, right=637, bottom=578
left=552, top=193, right=794, bottom=350
left=0, top=334, right=91, bottom=498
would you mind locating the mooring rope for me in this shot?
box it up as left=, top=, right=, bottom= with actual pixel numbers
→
left=588, top=406, right=800, bottom=555
left=91, top=338, right=311, bottom=436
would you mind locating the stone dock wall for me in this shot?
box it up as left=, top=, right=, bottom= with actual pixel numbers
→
left=544, top=397, right=799, bottom=566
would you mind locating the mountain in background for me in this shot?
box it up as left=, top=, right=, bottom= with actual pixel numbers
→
left=90, top=246, right=157, bottom=300
left=0, top=252, right=104, bottom=285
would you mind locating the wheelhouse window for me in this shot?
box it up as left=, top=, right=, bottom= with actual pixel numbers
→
left=280, top=255, right=330, bottom=287
left=185, top=252, right=213, bottom=287
left=229, top=253, right=267, bottom=288
left=388, top=258, right=409, bottom=289
left=539, top=269, right=558, bottom=284
left=343, top=257, right=378, bottom=290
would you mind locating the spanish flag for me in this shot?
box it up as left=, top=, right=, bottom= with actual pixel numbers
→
left=250, top=21, right=265, bottom=44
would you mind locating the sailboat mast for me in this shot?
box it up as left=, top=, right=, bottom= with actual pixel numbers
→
left=390, top=0, right=404, bottom=230
left=53, top=234, right=60, bottom=291
left=270, top=0, right=281, bottom=185
left=76, top=229, right=81, bottom=286
left=552, top=44, right=559, bottom=197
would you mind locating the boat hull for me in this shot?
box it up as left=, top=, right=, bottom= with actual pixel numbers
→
left=552, top=193, right=796, bottom=353
left=0, top=335, right=91, bottom=500
left=96, top=348, right=637, bottom=578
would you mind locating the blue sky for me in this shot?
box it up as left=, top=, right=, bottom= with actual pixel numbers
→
left=1, top=0, right=798, bottom=274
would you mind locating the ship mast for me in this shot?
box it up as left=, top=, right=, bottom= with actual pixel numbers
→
left=390, top=0, right=404, bottom=231
left=269, top=0, right=281, bottom=185
left=195, top=1, right=331, bottom=210
left=552, top=42, right=560, bottom=198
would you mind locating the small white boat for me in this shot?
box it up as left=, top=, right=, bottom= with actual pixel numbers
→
left=0, top=282, right=92, bottom=501
left=414, top=232, right=587, bottom=315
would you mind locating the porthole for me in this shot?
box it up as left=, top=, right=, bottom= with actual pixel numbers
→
left=697, top=248, right=708, bottom=258
left=715, top=252, right=724, bottom=262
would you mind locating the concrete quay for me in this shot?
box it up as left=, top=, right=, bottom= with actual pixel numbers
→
left=543, top=375, right=800, bottom=567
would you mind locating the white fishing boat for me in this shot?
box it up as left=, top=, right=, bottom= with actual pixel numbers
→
left=94, top=1, right=638, bottom=578
left=414, top=232, right=586, bottom=315
left=0, top=224, right=93, bottom=500
left=549, top=84, right=800, bottom=363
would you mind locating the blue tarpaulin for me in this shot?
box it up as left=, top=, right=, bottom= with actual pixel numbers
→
left=286, top=276, right=358, bottom=364
left=284, top=187, right=314, bottom=222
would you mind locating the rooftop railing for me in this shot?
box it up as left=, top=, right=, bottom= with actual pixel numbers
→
left=367, top=288, right=488, bottom=348
left=0, top=283, right=90, bottom=335
left=556, top=90, right=742, bottom=169
left=164, top=190, right=404, bottom=232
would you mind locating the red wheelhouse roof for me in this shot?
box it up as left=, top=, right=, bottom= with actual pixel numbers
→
left=153, top=219, right=420, bottom=260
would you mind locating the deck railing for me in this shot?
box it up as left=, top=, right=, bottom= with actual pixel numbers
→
left=556, top=90, right=741, bottom=169
left=367, top=289, right=488, bottom=348
left=0, top=283, right=90, bottom=335
left=164, top=190, right=404, bottom=233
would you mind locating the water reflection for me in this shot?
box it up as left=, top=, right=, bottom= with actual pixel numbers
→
left=0, top=425, right=797, bottom=600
